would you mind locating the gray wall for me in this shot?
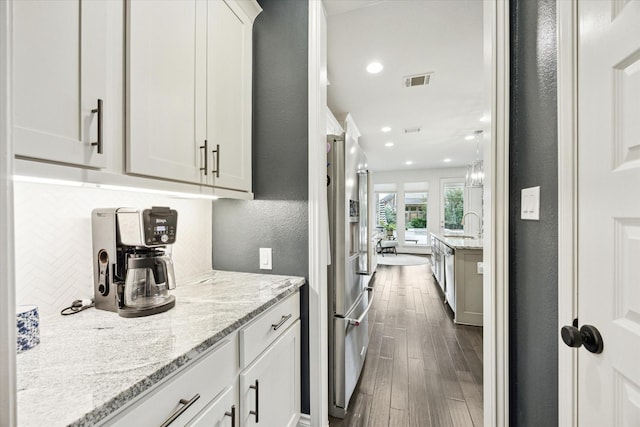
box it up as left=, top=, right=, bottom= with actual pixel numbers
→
left=509, top=0, right=559, bottom=425
left=211, top=0, right=310, bottom=414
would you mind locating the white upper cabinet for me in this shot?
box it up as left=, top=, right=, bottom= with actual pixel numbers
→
left=206, top=0, right=255, bottom=192
left=127, top=0, right=207, bottom=185
left=13, top=0, right=107, bottom=168
left=127, top=0, right=260, bottom=192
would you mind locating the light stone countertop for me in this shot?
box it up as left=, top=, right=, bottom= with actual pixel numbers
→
left=16, top=270, right=305, bottom=427
left=431, top=232, right=484, bottom=250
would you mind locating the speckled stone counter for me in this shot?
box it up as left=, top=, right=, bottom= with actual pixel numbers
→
left=16, top=270, right=305, bottom=427
left=432, top=232, right=484, bottom=250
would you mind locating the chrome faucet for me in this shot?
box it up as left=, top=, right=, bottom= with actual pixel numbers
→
left=462, top=211, right=482, bottom=238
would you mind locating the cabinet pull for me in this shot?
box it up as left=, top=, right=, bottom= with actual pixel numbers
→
left=271, top=314, right=292, bottom=331
left=91, top=99, right=103, bottom=154
left=224, top=404, right=236, bottom=427
left=200, top=140, right=208, bottom=176
left=159, top=393, right=200, bottom=427
left=249, top=380, right=259, bottom=423
left=212, top=144, right=220, bottom=178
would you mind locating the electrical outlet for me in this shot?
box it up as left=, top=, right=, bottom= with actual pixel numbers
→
left=259, top=248, right=272, bottom=270
left=477, top=262, right=484, bottom=274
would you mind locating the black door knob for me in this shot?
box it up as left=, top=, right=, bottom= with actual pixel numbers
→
left=561, top=324, right=604, bottom=354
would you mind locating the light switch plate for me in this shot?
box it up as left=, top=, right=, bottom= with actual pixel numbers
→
left=521, top=186, right=540, bottom=220
left=259, top=248, right=272, bottom=270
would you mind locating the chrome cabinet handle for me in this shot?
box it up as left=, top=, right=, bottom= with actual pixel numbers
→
left=346, top=287, right=375, bottom=326
left=271, top=314, right=292, bottom=331
left=200, top=139, right=208, bottom=176
left=224, top=404, right=236, bottom=427
left=212, top=144, right=220, bottom=177
left=249, top=380, right=259, bottom=423
left=91, top=99, right=103, bottom=154
left=159, top=393, right=200, bottom=427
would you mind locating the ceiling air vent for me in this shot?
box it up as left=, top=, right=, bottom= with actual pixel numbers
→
left=403, top=73, right=433, bottom=88
left=403, top=127, right=421, bottom=134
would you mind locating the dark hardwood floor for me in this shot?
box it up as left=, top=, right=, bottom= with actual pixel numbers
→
left=329, top=260, right=483, bottom=427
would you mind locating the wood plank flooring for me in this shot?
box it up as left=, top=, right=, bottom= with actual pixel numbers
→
left=329, top=260, right=483, bottom=427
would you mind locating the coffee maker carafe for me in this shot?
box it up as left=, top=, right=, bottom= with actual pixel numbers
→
left=91, top=207, right=178, bottom=317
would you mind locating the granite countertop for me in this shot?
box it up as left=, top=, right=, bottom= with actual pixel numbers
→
left=432, top=232, right=484, bottom=250
left=16, top=270, right=305, bottom=427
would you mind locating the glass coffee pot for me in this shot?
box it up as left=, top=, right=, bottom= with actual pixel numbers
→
left=121, top=252, right=176, bottom=316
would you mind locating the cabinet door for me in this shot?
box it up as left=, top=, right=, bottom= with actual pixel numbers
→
left=127, top=0, right=207, bottom=184
left=187, top=384, right=237, bottom=427
left=240, top=321, right=300, bottom=427
left=13, top=0, right=107, bottom=168
left=206, top=0, right=254, bottom=192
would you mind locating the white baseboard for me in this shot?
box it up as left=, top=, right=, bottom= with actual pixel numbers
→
left=298, top=413, right=312, bottom=427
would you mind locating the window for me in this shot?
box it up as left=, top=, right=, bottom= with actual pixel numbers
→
left=404, top=192, right=428, bottom=245
left=376, top=192, right=397, bottom=237
left=443, top=181, right=464, bottom=232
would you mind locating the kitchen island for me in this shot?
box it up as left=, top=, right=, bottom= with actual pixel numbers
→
left=430, top=233, right=483, bottom=326
left=16, top=270, right=305, bottom=426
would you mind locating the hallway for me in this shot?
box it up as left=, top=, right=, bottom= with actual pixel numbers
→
left=329, top=261, right=483, bottom=427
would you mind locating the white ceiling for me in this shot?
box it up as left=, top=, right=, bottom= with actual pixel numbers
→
left=324, top=0, right=488, bottom=172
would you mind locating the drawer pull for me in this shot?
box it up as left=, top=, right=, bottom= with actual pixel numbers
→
left=249, top=380, right=259, bottom=422
left=91, top=98, right=103, bottom=154
left=159, top=393, right=200, bottom=427
left=224, top=404, right=236, bottom=427
left=271, top=314, right=292, bottom=331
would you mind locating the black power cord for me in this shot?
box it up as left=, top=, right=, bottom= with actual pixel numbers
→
left=60, top=299, right=95, bottom=316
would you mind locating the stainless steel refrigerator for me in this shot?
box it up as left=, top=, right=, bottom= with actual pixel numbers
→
left=327, top=133, right=377, bottom=418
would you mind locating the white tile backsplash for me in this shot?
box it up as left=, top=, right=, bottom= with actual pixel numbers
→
left=14, top=182, right=213, bottom=316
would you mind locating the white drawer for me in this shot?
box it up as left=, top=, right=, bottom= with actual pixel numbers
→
left=105, top=335, right=237, bottom=427
left=239, top=292, right=299, bottom=368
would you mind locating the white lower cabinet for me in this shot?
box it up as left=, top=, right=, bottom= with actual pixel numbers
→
left=104, top=337, right=238, bottom=427
left=239, top=321, right=301, bottom=427
left=101, top=291, right=300, bottom=427
left=187, top=384, right=237, bottom=427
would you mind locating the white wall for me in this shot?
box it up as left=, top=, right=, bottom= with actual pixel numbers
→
left=13, top=182, right=213, bottom=317
left=373, top=167, right=469, bottom=254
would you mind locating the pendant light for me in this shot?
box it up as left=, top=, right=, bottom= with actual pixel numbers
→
left=465, top=130, right=484, bottom=188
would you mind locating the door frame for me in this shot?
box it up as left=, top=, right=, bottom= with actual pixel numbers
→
left=557, top=1, right=578, bottom=426
left=307, top=1, right=512, bottom=426
left=484, top=0, right=510, bottom=425
left=0, top=0, right=17, bottom=424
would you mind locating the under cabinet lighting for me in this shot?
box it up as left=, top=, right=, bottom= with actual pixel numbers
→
left=13, top=175, right=219, bottom=200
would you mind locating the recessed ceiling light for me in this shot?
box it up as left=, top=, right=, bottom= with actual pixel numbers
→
left=366, top=62, right=383, bottom=74
left=405, top=161, right=413, bottom=165
left=480, top=114, right=490, bottom=123
left=444, top=158, right=452, bottom=163
left=385, top=142, right=394, bottom=147
left=381, top=126, right=391, bottom=132
left=464, top=135, right=475, bottom=140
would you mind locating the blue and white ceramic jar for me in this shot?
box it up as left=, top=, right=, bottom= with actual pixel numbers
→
left=16, top=305, right=40, bottom=353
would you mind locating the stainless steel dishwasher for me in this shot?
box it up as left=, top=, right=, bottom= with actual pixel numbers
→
left=444, top=244, right=456, bottom=314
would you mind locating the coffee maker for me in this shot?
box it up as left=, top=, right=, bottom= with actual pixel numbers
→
left=91, top=206, right=178, bottom=317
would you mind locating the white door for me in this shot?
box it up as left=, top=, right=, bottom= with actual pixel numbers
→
left=239, top=322, right=300, bottom=427
left=206, top=0, right=253, bottom=192
left=127, top=0, right=207, bottom=184
left=576, top=1, right=640, bottom=424
left=13, top=0, right=107, bottom=168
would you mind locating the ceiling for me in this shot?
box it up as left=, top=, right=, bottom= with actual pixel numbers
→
left=323, top=0, right=487, bottom=172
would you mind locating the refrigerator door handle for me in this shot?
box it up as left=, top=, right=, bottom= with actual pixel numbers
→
left=345, top=287, right=375, bottom=326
